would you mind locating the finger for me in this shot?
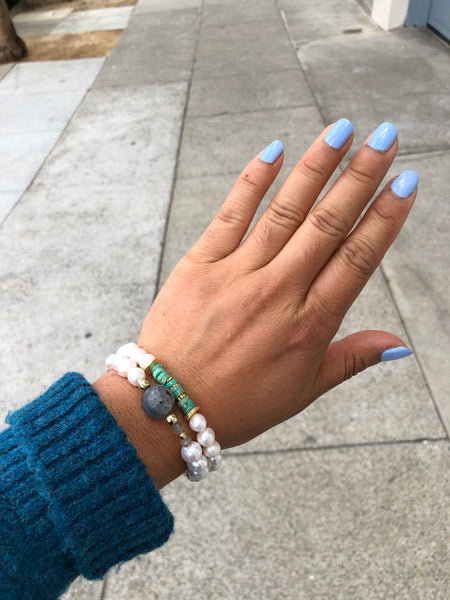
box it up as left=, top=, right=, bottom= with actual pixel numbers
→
left=310, top=331, right=413, bottom=400
left=234, top=119, right=354, bottom=269
left=307, top=170, right=419, bottom=326
left=189, top=140, right=284, bottom=263
left=272, top=122, right=399, bottom=293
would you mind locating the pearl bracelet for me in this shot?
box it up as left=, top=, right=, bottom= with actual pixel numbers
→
left=105, top=343, right=222, bottom=481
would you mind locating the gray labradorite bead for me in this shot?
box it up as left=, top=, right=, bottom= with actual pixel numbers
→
left=142, top=385, right=175, bottom=419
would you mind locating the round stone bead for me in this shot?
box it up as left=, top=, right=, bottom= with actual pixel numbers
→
left=180, top=435, right=192, bottom=447
left=187, top=456, right=208, bottom=473
left=172, top=422, right=184, bottom=435
left=128, top=366, right=146, bottom=387
left=117, top=342, right=138, bottom=357
left=197, top=427, right=215, bottom=447
left=189, top=413, right=206, bottom=432
left=117, top=358, right=133, bottom=377
left=186, top=468, right=208, bottom=482
left=208, top=454, right=223, bottom=471
left=181, top=441, right=202, bottom=463
left=204, top=441, right=221, bottom=458
left=142, top=385, right=175, bottom=419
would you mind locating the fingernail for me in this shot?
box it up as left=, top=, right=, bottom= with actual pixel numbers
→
left=368, top=122, right=397, bottom=151
left=390, top=170, right=419, bottom=198
left=260, top=140, right=284, bottom=163
left=324, top=118, right=354, bottom=149
left=381, top=346, right=413, bottom=362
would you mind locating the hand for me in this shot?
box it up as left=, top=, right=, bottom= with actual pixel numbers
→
left=97, top=120, right=418, bottom=487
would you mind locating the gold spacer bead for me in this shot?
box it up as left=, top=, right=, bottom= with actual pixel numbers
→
left=145, top=359, right=159, bottom=375
left=166, top=414, right=177, bottom=425
left=185, top=406, right=200, bottom=422
left=177, top=393, right=187, bottom=401
left=180, top=432, right=188, bottom=440
left=138, top=378, right=151, bottom=390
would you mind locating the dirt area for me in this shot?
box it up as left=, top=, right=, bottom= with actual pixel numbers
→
left=21, top=30, right=122, bottom=61
left=9, top=0, right=135, bottom=61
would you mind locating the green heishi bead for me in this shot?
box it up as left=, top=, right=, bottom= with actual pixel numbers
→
left=169, top=384, right=184, bottom=398
left=151, top=365, right=165, bottom=379
left=155, top=371, right=171, bottom=385
left=177, top=396, right=196, bottom=415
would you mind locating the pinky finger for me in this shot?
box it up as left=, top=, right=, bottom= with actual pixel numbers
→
left=306, top=170, right=419, bottom=323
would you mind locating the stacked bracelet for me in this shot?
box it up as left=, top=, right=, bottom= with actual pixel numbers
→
left=105, top=343, right=222, bottom=481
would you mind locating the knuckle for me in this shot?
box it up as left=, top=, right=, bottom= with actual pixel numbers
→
left=345, top=161, right=377, bottom=188
left=371, top=202, right=398, bottom=232
left=309, top=206, right=348, bottom=239
left=343, top=350, right=368, bottom=381
left=339, top=235, right=377, bottom=279
left=238, top=170, right=262, bottom=191
left=216, top=203, right=246, bottom=230
left=264, top=197, right=306, bottom=231
left=296, top=156, right=328, bottom=185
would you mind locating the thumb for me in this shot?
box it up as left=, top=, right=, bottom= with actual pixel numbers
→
left=311, top=330, right=413, bottom=400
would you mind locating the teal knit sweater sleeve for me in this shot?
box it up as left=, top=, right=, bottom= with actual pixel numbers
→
left=0, top=372, right=174, bottom=599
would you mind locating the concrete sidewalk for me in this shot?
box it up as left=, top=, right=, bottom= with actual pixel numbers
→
left=0, top=0, right=449, bottom=598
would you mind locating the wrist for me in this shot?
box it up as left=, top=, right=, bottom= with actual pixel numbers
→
left=93, top=371, right=185, bottom=488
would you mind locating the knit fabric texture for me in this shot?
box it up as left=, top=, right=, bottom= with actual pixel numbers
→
left=0, top=372, right=174, bottom=599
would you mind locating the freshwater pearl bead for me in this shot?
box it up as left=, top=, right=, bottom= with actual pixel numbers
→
left=118, top=358, right=133, bottom=377
left=181, top=441, right=202, bottom=463
left=105, top=354, right=116, bottom=371
left=139, top=353, right=156, bottom=370
left=187, top=456, right=208, bottom=473
left=204, top=441, right=221, bottom=458
left=186, top=468, right=208, bottom=482
left=128, top=366, right=146, bottom=386
left=117, top=342, right=138, bottom=357
left=130, top=347, right=146, bottom=364
left=197, top=427, right=215, bottom=447
left=208, top=454, right=223, bottom=471
left=111, top=354, right=122, bottom=370
left=189, top=413, right=206, bottom=432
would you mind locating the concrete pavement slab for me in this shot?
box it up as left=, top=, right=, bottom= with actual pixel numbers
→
left=195, top=41, right=299, bottom=80
left=0, top=131, right=61, bottom=194
left=0, top=90, right=86, bottom=134
left=278, top=0, right=378, bottom=45
left=177, top=106, right=324, bottom=179
left=103, top=442, right=450, bottom=600
left=12, top=7, right=73, bottom=22
left=134, top=0, right=200, bottom=13
left=14, top=20, right=59, bottom=37
left=381, top=150, right=450, bottom=435
left=94, top=9, right=199, bottom=87
left=188, top=68, right=314, bottom=117
left=61, top=576, right=103, bottom=600
left=0, top=58, right=105, bottom=94
left=39, top=82, right=187, bottom=187
left=51, top=6, right=134, bottom=34
left=0, top=193, right=20, bottom=225
left=202, top=0, right=281, bottom=25
left=296, top=29, right=450, bottom=153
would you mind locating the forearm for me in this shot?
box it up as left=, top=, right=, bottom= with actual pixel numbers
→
left=93, top=371, right=186, bottom=488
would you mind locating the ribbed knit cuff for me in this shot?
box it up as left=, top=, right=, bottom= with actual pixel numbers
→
left=6, top=372, right=174, bottom=581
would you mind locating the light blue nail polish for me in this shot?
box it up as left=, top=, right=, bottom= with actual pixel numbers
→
left=324, top=118, right=354, bottom=149
left=368, top=122, right=397, bottom=151
left=381, top=346, right=413, bottom=362
left=260, top=140, right=283, bottom=163
left=391, top=170, right=419, bottom=198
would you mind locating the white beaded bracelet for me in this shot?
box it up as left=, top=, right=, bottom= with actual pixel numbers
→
left=106, top=343, right=222, bottom=481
